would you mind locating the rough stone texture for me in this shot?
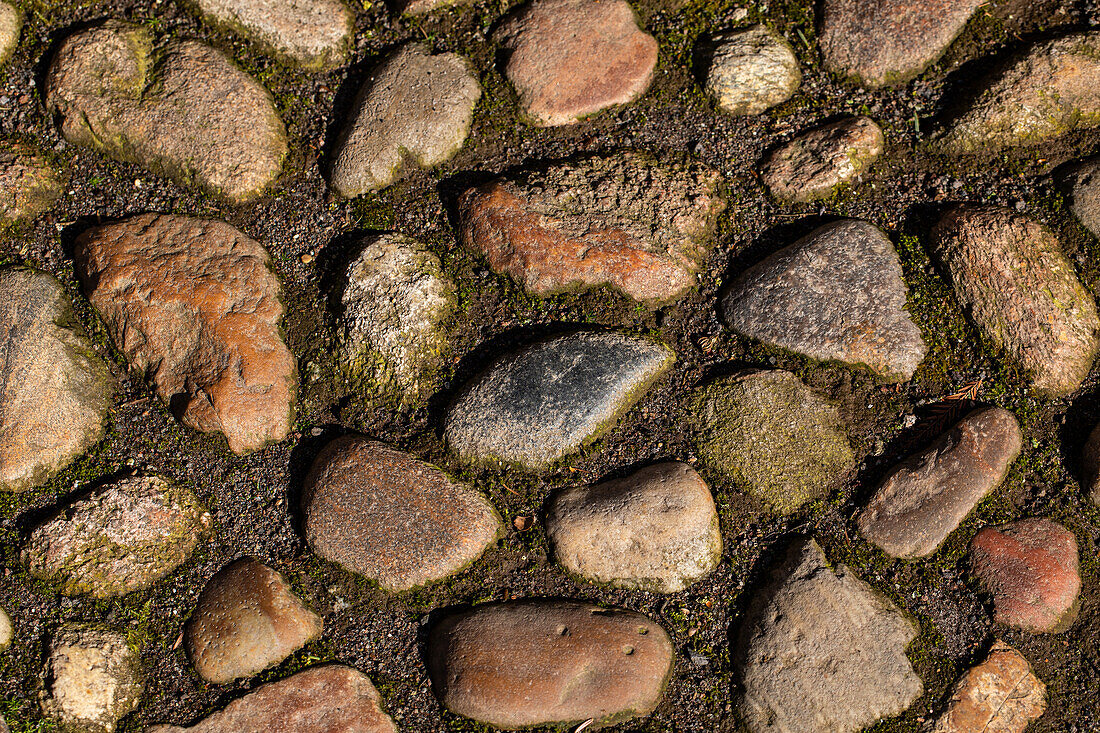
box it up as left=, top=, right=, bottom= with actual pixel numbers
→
left=736, top=538, right=922, bottom=733
left=693, top=370, right=854, bottom=515
left=494, top=0, right=658, bottom=126
left=928, top=640, right=1046, bottom=733
left=145, top=665, right=397, bottom=733
left=46, top=21, right=287, bottom=203
left=762, top=116, right=883, bottom=202
left=399, top=0, right=469, bottom=12
left=546, top=462, right=722, bottom=593
left=970, top=518, right=1081, bottom=633
left=1062, top=155, right=1100, bottom=238
left=722, top=219, right=926, bottom=381
left=457, top=154, right=726, bottom=304
left=329, top=43, right=480, bottom=197
left=0, top=2, right=21, bottom=65
left=186, top=558, right=323, bottom=684
left=819, top=0, right=985, bottom=87
left=0, top=606, right=10, bottom=651
left=930, top=205, right=1100, bottom=396
left=192, top=0, right=353, bottom=70
left=427, top=600, right=673, bottom=728
left=704, top=25, right=801, bottom=115
left=337, top=233, right=456, bottom=401
left=302, top=437, right=502, bottom=591
left=75, top=214, right=297, bottom=454
left=939, top=32, right=1100, bottom=154
left=23, top=475, right=210, bottom=598
left=0, top=268, right=113, bottom=493
left=445, top=331, right=675, bottom=468
left=0, top=143, right=63, bottom=223
left=41, top=625, right=142, bottom=733
left=858, top=407, right=1022, bottom=558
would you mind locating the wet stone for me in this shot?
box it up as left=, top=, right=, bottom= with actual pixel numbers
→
left=928, top=640, right=1046, bottom=733
left=302, top=437, right=502, bottom=591
left=722, top=219, right=926, bottom=381
left=546, top=462, right=722, bottom=593
left=858, top=407, right=1022, bottom=558
left=0, top=268, right=113, bottom=493
left=445, top=331, right=675, bottom=468
left=930, top=205, right=1100, bottom=396
left=41, top=625, right=142, bottom=733
left=427, top=600, right=674, bottom=728
left=75, top=214, right=297, bottom=454
left=46, top=21, right=286, bottom=203
left=145, top=665, right=397, bottom=733
left=23, top=475, right=210, bottom=598
left=494, top=0, right=658, bottom=126
left=0, top=2, right=20, bottom=64
left=762, top=116, right=883, bottom=203
left=0, top=143, right=63, bottom=222
left=736, top=538, right=923, bottom=733
left=693, top=370, right=854, bottom=515
left=192, top=0, right=353, bottom=69
left=329, top=43, right=480, bottom=197
left=970, top=518, right=1081, bottom=633
left=457, top=153, right=726, bottom=304
left=703, top=25, right=801, bottom=116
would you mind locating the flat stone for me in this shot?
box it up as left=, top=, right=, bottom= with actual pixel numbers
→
left=930, top=205, right=1100, bottom=396
left=494, top=0, right=658, bottom=126
left=693, top=370, right=854, bottom=515
left=939, top=32, right=1100, bottom=154
left=145, top=665, right=397, bottom=733
left=722, top=219, right=926, bottom=381
left=736, top=538, right=922, bottom=733
left=427, top=600, right=673, bottom=728
left=762, top=116, right=883, bottom=203
left=23, top=475, right=210, bottom=598
left=46, top=21, right=286, bottom=203
left=928, top=640, right=1046, bottom=733
left=75, top=214, right=297, bottom=454
left=457, top=153, right=725, bottom=304
left=0, top=143, right=62, bottom=222
left=820, top=0, right=984, bottom=87
left=186, top=558, right=323, bottom=684
left=192, top=0, right=352, bottom=69
left=445, top=331, right=675, bottom=468
left=546, top=462, right=722, bottom=593
left=970, top=518, right=1081, bottom=633
left=302, top=437, right=502, bottom=591
left=858, top=407, right=1022, bottom=558
left=41, top=625, right=142, bottom=733
left=0, top=268, right=113, bottom=493
left=704, top=25, right=801, bottom=115
left=1061, top=156, right=1100, bottom=238
left=0, top=2, right=21, bottom=64
left=329, top=44, right=480, bottom=197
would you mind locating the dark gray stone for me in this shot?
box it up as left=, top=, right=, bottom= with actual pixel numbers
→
left=1062, top=156, right=1100, bottom=239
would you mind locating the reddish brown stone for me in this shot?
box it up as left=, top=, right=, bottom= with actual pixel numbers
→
left=762, top=116, right=884, bottom=203
left=970, top=518, right=1081, bottom=633
left=928, top=640, right=1046, bottom=733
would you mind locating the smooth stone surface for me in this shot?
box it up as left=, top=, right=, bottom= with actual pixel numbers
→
left=722, top=219, right=926, bottom=381
left=546, top=462, right=722, bottom=593
left=186, top=558, right=322, bottom=684
left=693, top=370, right=854, bottom=515
left=704, top=25, right=800, bottom=115
left=427, top=600, right=673, bottom=728
left=0, top=268, right=113, bottom=493
left=445, top=331, right=675, bottom=468
left=193, top=0, right=353, bottom=69
left=41, top=625, right=142, bottom=733
left=145, top=665, right=397, bottom=732
left=0, top=143, right=63, bottom=222
left=457, top=153, right=726, bottom=304
left=0, top=2, right=20, bottom=64
left=930, top=205, right=1100, bottom=396
left=23, top=475, right=210, bottom=598
left=329, top=43, right=480, bottom=197
left=1062, top=155, right=1100, bottom=238
left=939, top=31, right=1100, bottom=153
left=302, top=437, right=502, bottom=591
left=928, top=640, right=1046, bottom=733
left=736, top=538, right=922, bottom=733
left=75, top=214, right=297, bottom=453
left=858, top=407, right=1022, bottom=558
left=970, top=518, right=1081, bottom=633
left=494, top=0, right=657, bottom=126
left=46, top=21, right=286, bottom=203
left=820, top=0, right=984, bottom=87
left=762, top=116, right=883, bottom=203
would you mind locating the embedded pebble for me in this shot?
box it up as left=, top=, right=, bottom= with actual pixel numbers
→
left=928, top=640, right=1046, bottom=733
left=41, top=625, right=142, bottom=733
left=762, top=116, right=884, bottom=202
left=1062, top=155, right=1100, bottom=239
left=192, top=0, right=353, bottom=69
left=0, top=143, right=62, bottom=222
left=0, top=2, right=20, bottom=64
left=704, top=25, right=800, bottom=115
left=0, top=606, right=10, bottom=651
